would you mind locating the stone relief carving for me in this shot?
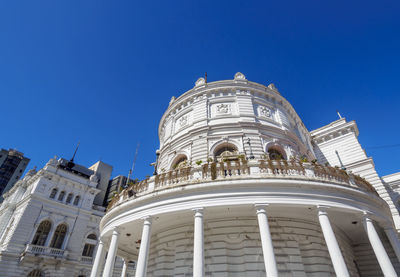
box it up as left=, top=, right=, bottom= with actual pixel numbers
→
left=259, top=106, right=272, bottom=118
left=179, top=115, right=188, bottom=127
left=216, top=103, right=230, bottom=114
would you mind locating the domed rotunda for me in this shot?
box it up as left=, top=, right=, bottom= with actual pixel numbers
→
left=92, top=73, right=400, bottom=277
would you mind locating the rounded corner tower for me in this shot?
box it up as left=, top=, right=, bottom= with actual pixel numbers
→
left=156, top=72, right=315, bottom=173
left=95, top=73, right=400, bottom=277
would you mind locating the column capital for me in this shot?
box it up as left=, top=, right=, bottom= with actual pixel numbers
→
left=317, top=205, right=331, bottom=215
left=142, top=216, right=152, bottom=225
left=362, top=211, right=373, bottom=221
left=112, top=226, right=120, bottom=235
left=192, top=207, right=204, bottom=215
left=255, top=203, right=269, bottom=213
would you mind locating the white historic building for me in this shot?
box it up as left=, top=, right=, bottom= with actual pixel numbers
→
left=0, top=157, right=134, bottom=277
left=93, top=73, right=400, bottom=277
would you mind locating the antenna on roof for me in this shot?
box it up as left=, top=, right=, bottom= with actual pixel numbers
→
left=70, top=141, right=80, bottom=162
left=67, top=141, right=80, bottom=168
left=336, top=110, right=342, bottom=119
left=205, top=72, right=207, bottom=83
left=125, top=143, right=140, bottom=189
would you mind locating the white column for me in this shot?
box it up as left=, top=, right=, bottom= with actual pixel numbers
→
left=317, top=207, right=349, bottom=277
left=255, top=204, right=278, bottom=277
left=102, top=228, right=120, bottom=277
left=121, top=259, right=128, bottom=277
left=193, top=208, right=204, bottom=277
left=384, top=226, right=400, bottom=263
left=363, top=215, right=397, bottom=277
left=90, top=239, right=106, bottom=277
left=135, top=216, right=152, bottom=277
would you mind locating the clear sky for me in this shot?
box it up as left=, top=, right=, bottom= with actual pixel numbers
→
left=1, top=0, right=399, bottom=180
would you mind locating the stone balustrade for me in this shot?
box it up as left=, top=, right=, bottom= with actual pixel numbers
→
left=107, top=159, right=377, bottom=211
left=25, top=244, right=68, bottom=258
left=81, top=256, right=93, bottom=264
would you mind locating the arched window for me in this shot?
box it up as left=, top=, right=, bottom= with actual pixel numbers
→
left=73, top=195, right=80, bottom=206
left=214, top=143, right=238, bottom=161
left=49, top=188, right=58, bottom=199
left=82, top=233, right=97, bottom=257
left=267, top=146, right=286, bottom=160
left=82, top=243, right=96, bottom=257
left=66, top=193, right=73, bottom=204
left=58, top=191, right=66, bottom=201
left=31, top=220, right=51, bottom=246
left=87, top=233, right=97, bottom=240
left=171, top=155, right=188, bottom=170
left=27, top=269, right=42, bottom=277
left=50, top=224, right=67, bottom=249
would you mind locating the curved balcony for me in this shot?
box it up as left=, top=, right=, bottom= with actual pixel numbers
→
left=107, top=159, right=377, bottom=212
left=23, top=244, right=68, bottom=258
left=96, top=159, right=400, bottom=277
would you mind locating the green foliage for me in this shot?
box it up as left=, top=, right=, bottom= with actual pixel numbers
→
left=301, top=156, right=308, bottom=163
left=196, top=160, right=203, bottom=165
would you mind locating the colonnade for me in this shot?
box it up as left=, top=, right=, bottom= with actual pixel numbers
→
left=91, top=206, right=400, bottom=277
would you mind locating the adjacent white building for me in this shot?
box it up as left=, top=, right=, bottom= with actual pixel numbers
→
left=0, top=157, right=134, bottom=277
left=95, top=73, right=400, bottom=277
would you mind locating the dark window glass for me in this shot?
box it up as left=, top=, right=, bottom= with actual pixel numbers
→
left=31, top=220, right=51, bottom=246
left=66, top=193, right=73, bottom=204
left=50, top=224, right=67, bottom=249
left=82, top=243, right=95, bottom=257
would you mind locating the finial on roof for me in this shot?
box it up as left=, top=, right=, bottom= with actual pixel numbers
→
left=26, top=166, right=37, bottom=177
left=336, top=110, right=342, bottom=119
left=268, top=83, right=277, bottom=91
left=234, top=72, right=246, bottom=81
left=195, top=77, right=206, bottom=87
left=169, top=96, right=176, bottom=106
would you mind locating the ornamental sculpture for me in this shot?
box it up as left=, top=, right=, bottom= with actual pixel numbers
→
left=216, top=103, right=230, bottom=114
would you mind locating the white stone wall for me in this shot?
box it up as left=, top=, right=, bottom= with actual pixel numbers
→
left=311, top=118, right=400, bottom=230
left=0, top=158, right=128, bottom=277
left=145, top=217, right=382, bottom=277
left=157, top=74, right=315, bottom=173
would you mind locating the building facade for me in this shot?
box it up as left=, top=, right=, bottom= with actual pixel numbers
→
left=0, top=148, right=30, bottom=196
left=105, top=176, right=137, bottom=206
left=95, top=73, right=400, bottom=277
left=0, top=157, right=134, bottom=277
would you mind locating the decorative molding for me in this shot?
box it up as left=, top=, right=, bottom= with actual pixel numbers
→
left=216, top=103, right=231, bottom=114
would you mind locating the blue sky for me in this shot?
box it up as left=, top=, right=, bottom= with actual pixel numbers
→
left=1, top=0, right=399, bottom=179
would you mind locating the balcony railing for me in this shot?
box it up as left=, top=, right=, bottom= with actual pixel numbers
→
left=107, top=159, right=377, bottom=211
left=24, top=244, right=68, bottom=258
left=81, top=256, right=93, bottom=264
